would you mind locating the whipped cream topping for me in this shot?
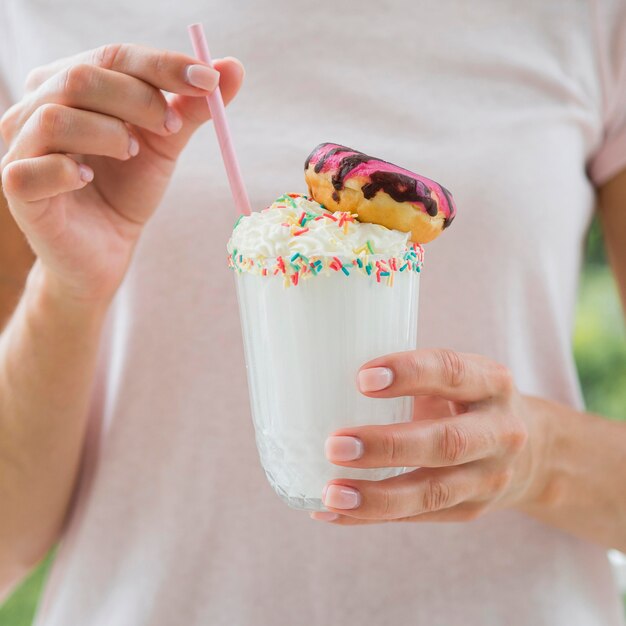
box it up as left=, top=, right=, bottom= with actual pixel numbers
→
left=227, top=194, right=410, bottom=260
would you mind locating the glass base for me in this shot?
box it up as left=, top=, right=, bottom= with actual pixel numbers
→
left=282, top=495, right=325, bottom=512
left=268, top=478, right=326, bottom=511
left=266, top=467, right=411, bottom=512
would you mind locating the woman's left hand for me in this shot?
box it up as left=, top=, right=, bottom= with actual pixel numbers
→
left=314, top=349, right=553, bottom=524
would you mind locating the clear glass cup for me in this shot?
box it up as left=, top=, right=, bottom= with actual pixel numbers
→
left=235, top=257, right=420, bottom=511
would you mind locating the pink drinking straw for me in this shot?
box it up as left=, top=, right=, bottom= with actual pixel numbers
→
left=188, top=23, right=252, bottom=216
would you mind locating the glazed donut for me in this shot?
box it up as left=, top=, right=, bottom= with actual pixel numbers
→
left=304, top=143, right=456, bottom=243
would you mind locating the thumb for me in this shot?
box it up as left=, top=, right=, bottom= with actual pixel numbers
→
left=165, top=56, right=245, bottom=154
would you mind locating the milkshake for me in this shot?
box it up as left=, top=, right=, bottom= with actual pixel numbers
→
left=228, top=193, right=421, bottom=511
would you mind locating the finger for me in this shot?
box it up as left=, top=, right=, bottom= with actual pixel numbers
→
left=310, top=511, right=364, bottom=525
left=1, top=154, right=93, bottom=203
left=158, top=57, right=245, bottom=154
left=413, top=395, right=454, bottom=420
left=23, top=54, right=76, bottom=92
left=7, top=104, right=138, bottom=162
left=3, top=65, right=183, bottom=145
left=358, top=348, right=514, bottom=403
left=393, top=502, right=490, bottom=523
left=23, top=43, right=221, bottom=98
left=326, top=413, right=505, bottom=468
left=311, top=502, right=488, bottom=525
left=322, top=466, right=483, bottom=520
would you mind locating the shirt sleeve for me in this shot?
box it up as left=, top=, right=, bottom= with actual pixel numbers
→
left=588, top=0, right=626, bottom=187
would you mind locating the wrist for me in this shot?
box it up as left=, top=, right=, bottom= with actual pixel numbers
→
left=24, top=261, right=112, bottom=328
left=515, top=396, right=572, bottom=513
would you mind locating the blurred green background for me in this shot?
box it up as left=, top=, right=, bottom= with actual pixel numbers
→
left=574, top=220, right=626, bottom=420
left=1, top=219, right=625, bottom=625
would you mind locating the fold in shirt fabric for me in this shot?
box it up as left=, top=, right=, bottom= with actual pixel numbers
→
left=1, top=1, right=626, bottom=624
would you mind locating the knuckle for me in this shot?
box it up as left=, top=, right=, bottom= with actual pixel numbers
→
left=488, top=468, right=514, bottom=495
left=436, top=349, right=466, bottom=388
left=376, top=487, right=405, bottom=519
left=437, top=423, right=469, bottom=464
left=36, top=103, right=69, bottom=137
left=24, top=67, right=47, bottom=91
left=493, top=363, right=515, bottom=396
left=0, top=151, right=14, bottom=173
left=408, top=351, right=425, bottom=384
left=152, top=51, right=170, bottom=79
left=421, top=478, right=451, bottom=513
left=2, top=161, right=27, bottom=196
left=0, top=109, right=14, bottom=144
left=379, top=489, right=394, bottom=518
left=1, top=161, right=15, bottom=193
left=0, top=103, right=21, bottom=136
left=93, top=43, right=126, bottom=70
left=62, top=64, right=94, bottom=99
left=381, top=430, right=406, bottom=465
left=504, top=423, right=528, bottom=454
left=142, top=85, right=162, bottom=116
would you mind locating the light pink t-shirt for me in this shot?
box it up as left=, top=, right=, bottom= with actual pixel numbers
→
left=2, top=1, right=626, bottom=624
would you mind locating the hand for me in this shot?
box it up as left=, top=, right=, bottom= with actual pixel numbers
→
left=314, top=349, right=552, bottom=524
left=0, top=44, right=244, bottom=304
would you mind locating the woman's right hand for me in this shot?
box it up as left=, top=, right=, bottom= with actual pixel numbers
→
left=0, top=44, right=244, bottom=305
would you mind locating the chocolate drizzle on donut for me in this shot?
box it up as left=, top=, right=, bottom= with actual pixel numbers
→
left=313, top=146, right=352, bottom=174
left=304, top=144, right=322, bottom=171
left=305, top=143, right=443, bottom=217
left=361, top=172, right=438, bottom=216
left=331, top=153, right=371, bottom=189
left=304, top=143, right=457, bottom=231
left=304, top=143, right=350, bottom=171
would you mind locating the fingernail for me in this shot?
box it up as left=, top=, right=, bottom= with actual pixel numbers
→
left=325, top=436, right=364, bottom=462
left=78, top=164, right=94, bottom=182
left=164, top=107, right=182, bottom=133
left=358, top=367, right=393, bottom=392
left=185, top=64, right=220, bottom=91
left=128, top=135, right=140, bottom=157
left=310, top=512, right=339, bottom=522
left=323, top=484, right=361, bottom=510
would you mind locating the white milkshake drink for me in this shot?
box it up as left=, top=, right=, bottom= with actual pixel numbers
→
left=228, top=193, right=421, bottom=511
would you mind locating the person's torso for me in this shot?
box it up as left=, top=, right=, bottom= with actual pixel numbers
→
left=1, top=0, right=623, bottom=624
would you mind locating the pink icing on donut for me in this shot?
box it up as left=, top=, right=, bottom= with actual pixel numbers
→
left=305, top=143, right=456, bottom=225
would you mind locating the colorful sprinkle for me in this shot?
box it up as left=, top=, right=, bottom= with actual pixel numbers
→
left=227, top=194, right=424, bottom=287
